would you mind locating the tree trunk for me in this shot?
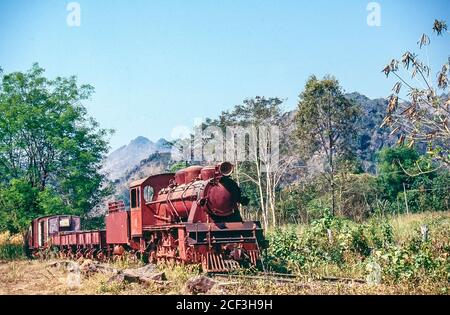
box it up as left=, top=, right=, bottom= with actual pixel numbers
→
left=329, top=140, right=335, bottom=216
left=327, top=97, right=336, bottom=217
left=257, top=173, right=268, bottom=230
left=253, top=150, right=267, bottom=230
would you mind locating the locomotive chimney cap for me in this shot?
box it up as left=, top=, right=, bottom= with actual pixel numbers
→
left=217, top=162, right=233, bottom=177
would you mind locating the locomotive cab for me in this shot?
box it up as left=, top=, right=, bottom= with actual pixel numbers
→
left=129, top=173, right=175, bottom=237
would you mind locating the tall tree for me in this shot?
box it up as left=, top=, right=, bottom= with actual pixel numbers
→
left=210, top=97, right=290, bottom=229
left=381, top=19, right=449, bottom=166
left=295, top=75, right=361, bottom=216
left=0, top=64, right=112, bottom=233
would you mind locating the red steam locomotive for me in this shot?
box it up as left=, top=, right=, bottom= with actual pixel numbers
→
left=26, top=162, right=266, bottom=272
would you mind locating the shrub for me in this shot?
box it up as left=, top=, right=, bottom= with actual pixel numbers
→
left=335, top=173, right=380, bottom=221
left=265, top=213, right=450, bottom=286
left=0, top=232, right=24, bottom=260
left=265, top=227, right=304, bottom=273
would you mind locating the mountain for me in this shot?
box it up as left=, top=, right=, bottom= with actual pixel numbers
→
left=346, top=92, right=397, bottom=173
left=102, top=92, right=397, bottom=200
left=102, top=136, right=172, bottom=180
left=110, top=152, right=173, bottom=207
left=273, top=92, right=395, bottom=184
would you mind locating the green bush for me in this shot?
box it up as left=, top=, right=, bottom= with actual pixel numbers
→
left=265, top=227, right=304, bottom=272
left=377, top=147, right=450, bottom=215
left=0, top=232, right=24, bottom=260
left=265, top=213, right=450, bottom=285
left=0, top=242, right=23, bottom=260
left=276, top=179, right=323, bottom=224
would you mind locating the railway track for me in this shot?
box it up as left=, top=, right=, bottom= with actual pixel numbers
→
left=209, top=271, right=366, bottom=284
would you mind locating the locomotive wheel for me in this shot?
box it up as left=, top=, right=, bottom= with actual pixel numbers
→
left=49, top=248, right=58, bottom=259
left=38, top=250, right=46, bottom=260
left=96, top=250, right=106, bottom=262
left=86, top=249, right=94, bottom=259
left=75, top=250, right=83, bottom=260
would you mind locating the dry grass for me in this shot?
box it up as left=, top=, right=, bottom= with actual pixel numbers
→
left=389, top=211, right=450, bottom=241
left=0, top=211, right=449, bottom=295
left=0, top=258, right=447, bottom=295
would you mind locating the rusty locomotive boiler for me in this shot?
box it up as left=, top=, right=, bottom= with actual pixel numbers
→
left=26, top=162, right=267, bottom=272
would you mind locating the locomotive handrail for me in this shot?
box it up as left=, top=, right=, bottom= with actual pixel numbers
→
left=165, top=185, right=181, bottom=221
left=180, top=180, right=196, bottom=214
left=108, top=200, right=125, bottom=213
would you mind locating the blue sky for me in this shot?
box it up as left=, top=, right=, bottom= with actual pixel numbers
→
left=0, top=0, right=449, bottom=151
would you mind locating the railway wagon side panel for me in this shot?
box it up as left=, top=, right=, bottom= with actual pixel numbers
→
left=85, top=231, right=101, bottom=245
left=91, top=231, right=101, bottom=245
left=106, top=211, right=129, bottom=244
left=51, top=234, right=61, bottom=246
left=78, top=232, right=86, bottom=246
left=68, top=233, right=77, bottom=245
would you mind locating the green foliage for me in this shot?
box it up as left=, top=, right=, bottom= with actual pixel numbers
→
left=335, top=152, right=364, bottom=174
left=0, top=64, right=112, bottom=233
left=376, top=147, right=450, bottom=214
left=371, top=241, right=447, bottom=284
left=277, top=184, right=316, bottom=224
left=81, top=215, right=105, bottom=230
left=377, top=146, right=420, bottom=200
left=266, top=215, right=367, bottom=273
left=296, top=75, right=361, bottom=159
left=0, top=179, right=39, bottom=233
left=0, top=242, right=23, bottom=260
left=168, top=161, right=190, bottom=173
left=335, top=173, right=380, bottom=221
left=295, top=75, right=362, bottom=215
left=0, top=232, right=24, bottom=260
left=277, top=172, right=381, bottom=223
left=365, top=218, right=394, bottom=249
left=305, top=197, right=332, bottom=221
left=265, top=213, right=450, bottom=285
left=265, top=227, right=304, bottom=272
left=239, top=181, right=261, bottom=211
left=427, top=172, right=450, bottom=210
left=37, top=188, right=71, bottom=216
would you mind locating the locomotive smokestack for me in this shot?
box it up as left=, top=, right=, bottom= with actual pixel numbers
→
left=217, top=162, right=233, bottom=177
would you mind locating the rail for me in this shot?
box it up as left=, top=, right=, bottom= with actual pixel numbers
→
left=208, top=272, right=367, bottom=284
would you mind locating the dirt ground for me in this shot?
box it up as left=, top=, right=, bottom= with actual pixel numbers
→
left=0, top=259, right=443, bottom=295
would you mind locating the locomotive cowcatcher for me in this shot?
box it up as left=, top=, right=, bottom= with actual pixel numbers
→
left=26, top=162, right=267, bottom=272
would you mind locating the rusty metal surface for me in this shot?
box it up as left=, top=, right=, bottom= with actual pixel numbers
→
left=27, top=162, right=267, bottom=271
left=108, top=200, right=125, bottom=212
left=106, top=210, right=129, bottom=244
